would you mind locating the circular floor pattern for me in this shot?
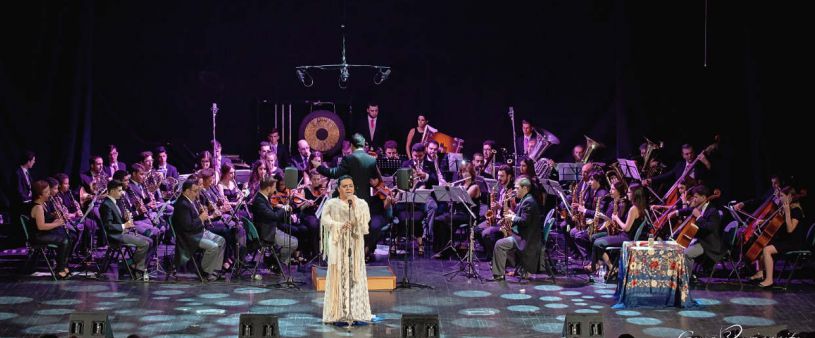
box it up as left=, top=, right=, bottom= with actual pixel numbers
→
left=729, top=297, right=778, bottom=306
left=257, top=298, right=298, bottom=306
left=451, top=318, right=499, bottom=328
left=454, top=290, right=492, bottom=298
left=532, top=322, right=563, bottom=334
left=22, top=324, right=67, bottom=335
left=0, top=312, right=19, bottom=321
left=507, top=305, right=540, bottom=312
left=544, top=303, right=569, bottom=309
left=694, top=298, right=722, bottom=306
left=678, top=310, right=717, bottom=318
left=723, top=316, right=776, bottom=326
left=198, top=293, right=229, bottom=299
left=232, top=287, right=269, bottom=295
left=460, top=308, right=501, bottom=316
left=95, top=291, right=129, bottom=298
left=0, top=296, right=33, bottom=304
left=533, top=285, right=564, bottom=291
left=214, top=300, right=249, bottom=307
left=153, top=290, right=185, bottom=296
left=500, top=293, right=532, bottom=300
left=626, top=317, right=663, bottom=326
left=575, top=309, right=600, bottom=314
left=539, top=296, right=562, bottom=302
left=42, top=299, right=82, bottom=306
left=642, top=327, right=690, bottom=338
left=35, top=308, right=74, bottom=316
left=560, top=291, right=582, bottom=296
left=63, top=285, right=110, bottom=292
left=141, top=315, right=177, bottom=322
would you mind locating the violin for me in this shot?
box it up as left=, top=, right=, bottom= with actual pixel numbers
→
left=372, top=180, right=394, bottom=201
left=272, top=188, right=312, bottom=208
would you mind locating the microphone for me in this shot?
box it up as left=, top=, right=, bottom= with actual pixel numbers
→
left=347, top=198, right=354, bottom=207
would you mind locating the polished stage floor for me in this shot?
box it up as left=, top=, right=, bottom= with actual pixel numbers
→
left=1, top=248, right=814, bottom=337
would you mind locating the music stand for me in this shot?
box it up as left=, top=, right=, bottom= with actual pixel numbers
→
left=431, top=186, right=474, bottom=261
left=376, top=158, right=403, bottom=176
left=395, top=188, right=434, bottom=290
left=618, top=158, right=663, bottom=204
left=557, top=162, right=583, bottom=183
left=441, top=187, right=481, bottom=281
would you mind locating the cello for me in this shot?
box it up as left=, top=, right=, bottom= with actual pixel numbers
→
left=672, top=189, right=720, bottom=248
left=744, top=190, right=805, bottom=262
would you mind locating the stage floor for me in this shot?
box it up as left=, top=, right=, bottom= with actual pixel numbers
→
left=1, top=251, right=814, bottom=337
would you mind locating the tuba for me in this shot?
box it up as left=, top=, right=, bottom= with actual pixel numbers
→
left=581, top=135, right=604, bottom=163
left=641, top=137, right=664, bottom=174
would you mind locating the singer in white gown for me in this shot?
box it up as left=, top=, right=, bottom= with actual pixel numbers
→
left=320, top=176, right=373, bottom=324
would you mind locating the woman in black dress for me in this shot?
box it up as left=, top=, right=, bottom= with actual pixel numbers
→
left=749, top=186, right=806, bottom=288
left=404, top=115, right=429, bottom=156
left=27, top=180, right=75, bottom=279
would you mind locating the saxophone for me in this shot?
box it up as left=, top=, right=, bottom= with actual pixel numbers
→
left=587, top=193, right=602, bottom=237
left=485, top=184, right=500, bottom=226
left=605, top=198, right=621, bottom=236
left=500, top=189, right=518, bottom=237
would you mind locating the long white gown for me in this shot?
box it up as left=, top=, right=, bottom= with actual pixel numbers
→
left=320, top=196, right=373, bottom=323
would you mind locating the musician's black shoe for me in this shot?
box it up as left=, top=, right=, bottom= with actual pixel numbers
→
left=488, top=275, right=505, bottom=282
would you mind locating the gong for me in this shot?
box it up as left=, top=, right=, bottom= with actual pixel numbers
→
left=298, top=110, right=345, bottom=156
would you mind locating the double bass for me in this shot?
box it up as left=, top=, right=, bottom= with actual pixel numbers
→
left=744, top=191, right=805, bottom=262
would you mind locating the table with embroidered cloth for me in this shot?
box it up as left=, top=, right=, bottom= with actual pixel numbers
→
left=612, top=240, right=696, bottom=308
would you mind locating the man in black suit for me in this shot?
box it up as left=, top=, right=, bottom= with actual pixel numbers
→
left=677, top=185, right=724, bottom=273
left=79, top=156, right=109, bottom=205
left=104, top=145, right=127, bottom=178
left=250, top=176, right=298, bottom=264
left=515, top=120, right=537, bottom=160
left=15, top=151, right=36, bottom=205
left=318, top=133, right=382, bottom=258
left=99, top=180, right=151, bottom=279
left=644, top=144, right=711, bottom=191
left=490, top=177, right=542, bottom=281
left=289, top=139, right=312, bottom=172
left=356, top=102, right=388, bottom=150
left=155, top=146, right=179, bottom=180
left=266, top=128, right=290, bottom=169
left=171, top=177, right=226, bottom=281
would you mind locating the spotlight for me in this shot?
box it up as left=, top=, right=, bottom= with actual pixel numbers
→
left=374, top=67, right=391, bottom=85
left=296, top=68, right=313, bottom=87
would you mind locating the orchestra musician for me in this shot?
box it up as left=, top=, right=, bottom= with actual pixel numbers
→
left=476, top=165, right=514, bottom=260
left=266, top=128, right=290, bottom=168
left=586, top=182, right=638, bottom=273
left=26, top=180, right=76, bottom=279
left=748, top=186, right=805, bottom=288
left=126, top=164, right=164, bottom=238
left=383, top=140, right=400, bottom=160
left=104, top=145, right=126, bottom=178
left=405, top=115, right=429, bottom=156
left=154, top=146, right=179, bottom=180
left=99, top=179, right=151, bottom=280
left=356, top=101, right=388, bottom=150
left=426, top=139, right=449, bottom=185
left=195, top=151, right=212, bottom=171
left=674, top=185, right=724, bottom=276
left=431, top=162, right=481, bottom=259
left=289, top=139, right=312, bottom=172
left=571, top=144, right=585, bottom=163
left=172, top=177, right=226, bottom=282
left=14, top=151, right=36, bottom=208
left=210, top=140, right=232, bottom=182
left=515, top=120, right=536, bottom=159
left=482, top=140, right=499, bottom=179
left=570, top=171, right=609, bottom=260
left=489, top=177, right=541, bottom=281
left=643, top=144, right=711, bottom=190
left=198, top=168, right=246, bottom=271
left=55, top=173, right=98, bottom=252
left=79, top=156, right=109, bottom=205
left=251, top=175, right=299, bottom=268
left=271, top=175, right=308, bottom=263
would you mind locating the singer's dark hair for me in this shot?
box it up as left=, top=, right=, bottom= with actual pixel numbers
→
left=338, top=175, right=354, bottom=186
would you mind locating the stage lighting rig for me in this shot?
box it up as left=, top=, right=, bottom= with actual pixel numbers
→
left=296, top=25, right=391, bottom=89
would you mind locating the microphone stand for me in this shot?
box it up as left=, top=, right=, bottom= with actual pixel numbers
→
left=396, top=176, right=433, bottom=290
left=345, top=198, right=354, bottom=327
left=509, top=107, right=519, bottom=177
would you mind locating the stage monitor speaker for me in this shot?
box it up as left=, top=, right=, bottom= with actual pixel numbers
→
left=395, top=168, right=412, bottom=191
left=562, top=313, right=604, bottom=337
left=284, top=167, right=299, bottom=189
left=401, top=314, right=439, bottom=338
left=238, top=314, right=279, bottom=338
left=68, top=311, right=114, bottom=338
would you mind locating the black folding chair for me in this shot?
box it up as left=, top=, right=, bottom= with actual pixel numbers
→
left=96, top=224, right=137, bottom=280
left=19, top=215, right=58, bottom=281
left=778, top=223, right=815, bottom=290
left=167, top=219, right=205, bottom=282
left=240, top=217, right=285, bottom=280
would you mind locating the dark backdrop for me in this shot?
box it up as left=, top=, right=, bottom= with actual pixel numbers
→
left=1, top=0, right=810, bottom=211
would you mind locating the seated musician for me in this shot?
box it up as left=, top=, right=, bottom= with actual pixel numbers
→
left=476, top=165, right=514, bottom=260
left=481, top=140, right=499, bottom=179
left=748, top=186, right=805, bottom=288
left=44, top=178, right=82, bottom=249
left=55, top=173, right=98, bottom=252
left=367, top=173, right=395, bottom=262
left=586, top=182, right=641, bottom=273
left=650, top=177, right=696, bottom=213
left=734, top=174, right=782, bottom=212
left=490, top=177, right=542, bottom=281
left=300, top=169, right=328, bottom=259
left=155, top=146, right=179, bottom=180
left=432, top=162, right=480, bottom=259
left=426, top=139, right=449, bottom=185
left=99, top=180, right=151, bottom=280
left=171, top=177, right=226, bottom=282
left=570, top=144, right=585, bottom=163
left=251, top=176, right=298, bottom=268
left=104, top=145, right=126, bottom=178
left=383, top=140, right=400, bottom=160
left=217, top=163, right=251, bottom=232
left=26, top=180, right=77, bottom=279
left=248, top=160, right=268, bottom=201
left=556, top=163, right=594, bottom=257
left=289, top=139, right=312, bottom=172
left=519, top=158, right=546, bottom=204
left=397, top=143, right=440, bottom=252
left=303, top=151, right=326, bottom=188
left=272, top=176, right=308, bottom=259
left=195, top=151, right=212, bottom=171
left=675, top=185, right=724, bottom=275
left=570, top=170, right=609, bottom=260
left=79, top=156, right=109, bottom=206
left=644, top=144, right=711, bottom=190
left=266, top=128, right=290, bottom=168
left=199, top=168, right=245, bottom=271
left=126, top=164, right=164, bottom=238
